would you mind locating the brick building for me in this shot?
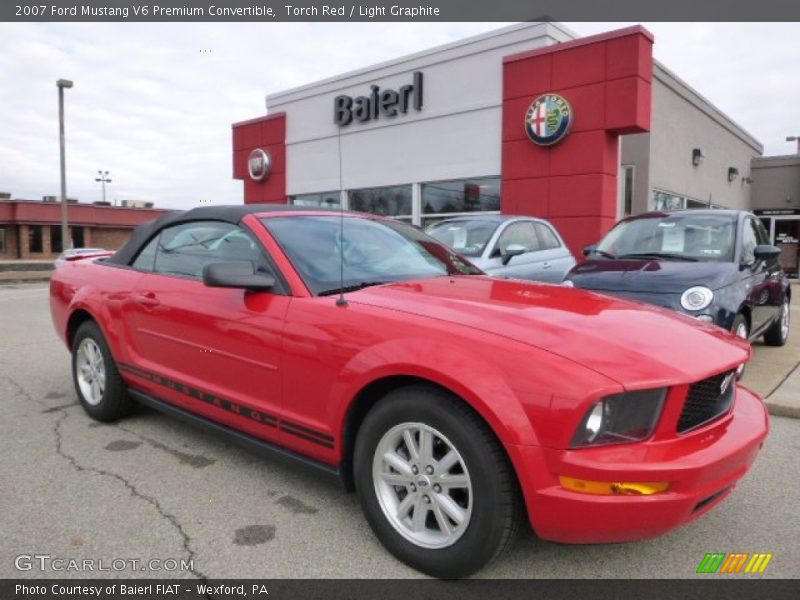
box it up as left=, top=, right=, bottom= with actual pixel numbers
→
left=0, top=197, right=170, bottom=260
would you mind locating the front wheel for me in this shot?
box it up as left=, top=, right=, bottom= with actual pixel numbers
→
left=72, top=321, right=132, bottom=421
left=354, top=385, right=522, bottom=578
left=763, top=298, right=790, bottom=347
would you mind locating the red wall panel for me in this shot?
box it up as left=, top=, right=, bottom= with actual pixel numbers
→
left=231, top=113, right=287, bottom=205
left=501, top=26, right=654, bottom=255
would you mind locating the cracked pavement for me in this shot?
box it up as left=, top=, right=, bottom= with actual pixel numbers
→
left=1, top=283, right=799, bottom=579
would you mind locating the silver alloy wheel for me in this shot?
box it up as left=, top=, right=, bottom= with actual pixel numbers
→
left=780, top=300, right=790, bottom=340
left=372, top=422, right=473, bottom=549
left=76, top=338, right=106, bottom=406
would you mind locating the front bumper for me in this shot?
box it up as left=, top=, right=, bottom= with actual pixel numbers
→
left=510, top=385, right=769, bottom=544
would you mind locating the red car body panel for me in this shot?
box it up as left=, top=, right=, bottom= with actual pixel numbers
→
left=49, top=210, right=769, bottom=544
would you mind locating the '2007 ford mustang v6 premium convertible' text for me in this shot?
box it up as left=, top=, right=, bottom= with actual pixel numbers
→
left=50, top=205, right=769, bottom=577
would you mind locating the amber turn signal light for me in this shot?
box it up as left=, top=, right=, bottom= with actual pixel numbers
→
left=559, top=476, right=670, bottom=496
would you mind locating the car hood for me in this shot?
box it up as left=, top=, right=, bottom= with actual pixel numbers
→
left=351, top=276, right=749, bottom=388
left=566, top=259, right=738, bottom=293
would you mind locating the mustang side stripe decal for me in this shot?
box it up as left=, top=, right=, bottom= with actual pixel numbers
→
left=117, top=362, right=333, bottom=448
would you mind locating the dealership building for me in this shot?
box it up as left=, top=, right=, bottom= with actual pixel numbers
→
left=233, top=22, right=799, bottom=277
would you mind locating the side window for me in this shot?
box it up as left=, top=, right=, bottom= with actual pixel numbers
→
left=131, top=233, right=160, bottom=272
left=741, top=219, right=759, bottom=265
left=495, top=222, right=540, bottom=255
left=131, top=221, right=265, bottom=279
left=533, top=222, right=561, bottom=250
left=754, top=219, right=771, bottom=246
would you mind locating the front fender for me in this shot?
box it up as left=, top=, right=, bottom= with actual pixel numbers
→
left=711, top=282, right=747, bottom=331
left=331, top=337, right=540, bottom=447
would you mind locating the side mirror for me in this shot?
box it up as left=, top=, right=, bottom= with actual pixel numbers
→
left=202, top=261, right=275, bottom=291
left=583, top=244, right=598, bottom=257
left=753, top=244, right=781, bottom=261
left=501, top=243, right=526, bottom=266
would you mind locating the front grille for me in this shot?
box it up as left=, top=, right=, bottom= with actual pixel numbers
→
left=677, top=371, right=736, bottom=433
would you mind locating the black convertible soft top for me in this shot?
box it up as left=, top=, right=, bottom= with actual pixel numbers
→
left=106, top=204, right=341, bottom=266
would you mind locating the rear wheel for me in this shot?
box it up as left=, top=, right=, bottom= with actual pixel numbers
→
left=763, top=298, right=790, bottom=347
left=72, top=321, right=132, bottom=421
left=354, top=385, right=522, bottom=578
left=731, top=313, right=749, bottom=379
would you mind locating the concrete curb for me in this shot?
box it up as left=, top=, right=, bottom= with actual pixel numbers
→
left=767, top=404, right=800, bottom=419
left=764, top=361, right=800, bottom=420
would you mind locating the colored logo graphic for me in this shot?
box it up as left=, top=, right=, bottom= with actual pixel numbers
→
left=696, top=552, right=773, bottom=574
left=524, top=93, right=573, bottom=146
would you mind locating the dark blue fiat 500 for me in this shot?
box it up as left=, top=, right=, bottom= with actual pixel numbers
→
left=565, top=210, right=791, bottom=349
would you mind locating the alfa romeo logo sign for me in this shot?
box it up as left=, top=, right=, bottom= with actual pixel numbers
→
left=524, top=94, right=573, bottom=146
left=248, top=148, right=272, bottom=181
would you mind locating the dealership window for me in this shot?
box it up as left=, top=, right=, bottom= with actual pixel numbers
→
left=28, top=225, right=43, bottom=253
left=686, top=199, right=710, bottom=209
left=620, top=166, right=634, bottom=216
left=652, top=189, right=713, bottom=211
left=0, top=227, right=6, bottom=252
left=289, top=191, right=341, bottom=208
left=50, top=226, right=63, bottom=253
left=349, top=185, right=412, bottom=221
left=72, top=226, right=85, bottom=248
left=421, top=177, right=500, bottom=229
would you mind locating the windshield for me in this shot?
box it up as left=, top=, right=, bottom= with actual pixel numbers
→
left=597, top=213, right=737, bottom=262
left=262, top=216, right=483, bottom=296
left=426, top=219, right=500, bottom=257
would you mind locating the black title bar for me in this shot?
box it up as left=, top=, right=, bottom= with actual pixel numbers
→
left=3, top=579, right=800, bottom=600
left=4, top=0, right=800, bottom=22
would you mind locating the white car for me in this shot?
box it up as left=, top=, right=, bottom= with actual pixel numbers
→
left=427, top=215, right=576, bottom=283
left=54, top=248, right=107, bottom=267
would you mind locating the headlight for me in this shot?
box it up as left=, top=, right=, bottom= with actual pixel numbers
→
left=570, top=389, right=667, bottom=448
left=681, top=286, right=713, bottom=311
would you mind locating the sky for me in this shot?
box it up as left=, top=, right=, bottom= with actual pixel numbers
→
left=1, top=21, right=798, bottom=210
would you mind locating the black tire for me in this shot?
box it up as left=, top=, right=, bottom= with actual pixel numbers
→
left=354, top=384, right=522, bottom=578
left=71, top=320, right=132, bottom=421
left=731, top=313, right=750, bottom=379
left=763, top=298, right=790, bottom=347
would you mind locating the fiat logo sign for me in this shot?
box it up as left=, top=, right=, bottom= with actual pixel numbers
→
left=248, top=148, right=272, bottom=181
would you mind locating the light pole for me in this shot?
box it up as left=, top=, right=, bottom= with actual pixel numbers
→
left=57, top=78, right=73, bottom=250
left=787, top=136, right=800, bottom=155
left=95, top=170, right=111, bottom=204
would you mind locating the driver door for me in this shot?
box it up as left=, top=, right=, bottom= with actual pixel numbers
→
left=125, top=220, right=290, bottom=441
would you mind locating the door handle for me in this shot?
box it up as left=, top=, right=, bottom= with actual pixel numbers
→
left=542, top=262, right=552, bottom=269
left=133, top=292, right=160, bottom=308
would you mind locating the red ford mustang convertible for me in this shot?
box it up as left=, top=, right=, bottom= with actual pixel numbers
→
left=50, top=205, right=769, bottom=577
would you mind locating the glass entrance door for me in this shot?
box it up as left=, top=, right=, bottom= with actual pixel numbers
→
left=774, top=219, right=799, bottom=278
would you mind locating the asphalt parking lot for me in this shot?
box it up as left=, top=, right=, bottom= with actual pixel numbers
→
left=1, top=282, right=798, bottom=579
